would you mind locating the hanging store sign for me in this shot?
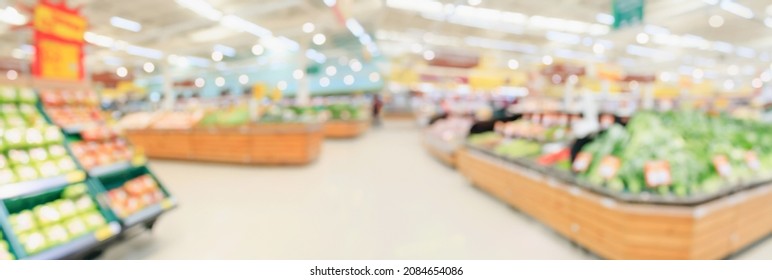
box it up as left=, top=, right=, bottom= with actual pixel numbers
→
left=32, top=0, right=87, bottom=81
left=612, top=0, right=644, bottom=30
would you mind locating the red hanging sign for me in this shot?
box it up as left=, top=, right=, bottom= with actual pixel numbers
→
left=32, top=0, right=87, bottom=81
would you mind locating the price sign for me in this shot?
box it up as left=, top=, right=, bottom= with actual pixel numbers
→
left=573, top=152, right=593, bottom=172
left=645, top=160, right=672, bottom=187
left=746, top=151, right=760, bottom=171
left=598, top=156, right=621, bottom=179
left=32, top=1, right=87, bottom=81
left=712, top=155, right=733, bottom=177
left=252, top=84, right=266, bottom=100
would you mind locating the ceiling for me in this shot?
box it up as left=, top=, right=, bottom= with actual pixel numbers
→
left=2, top=0, right=772, bottom=85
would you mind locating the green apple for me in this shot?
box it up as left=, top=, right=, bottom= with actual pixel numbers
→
left=63, top=184, right=88, bottom=199
left=25, top=128, right=44, bottom=147
left=56, top=158, right=77, bottom=172
left=43, top=126, right=63, bottom=144
left=34, top=204, right=62, bottom=226
left=0, top=250, right=14, bottom=260
left=18, top=231, right=48, bottom=255
left=64, top=217, right=88, bottom=237
left=8, top=149, right=30, bottom=165
left=0, top=154, right=8, bottom=169
left=0, top=87, right=16, bottom=102
left=0, top=240, right=8, bottom=251
left=47, top=145, right=67, bottom=159
left=29, top=147, right=49, bottom=162
left=74, top=195, right=96, bottom=213
left=3, top=128, right=23, bottom=149
left=0, top=169, right=17, bottom=185
left=56, top=199, right=78, bottom=219
left=44, top=225, right=70, bottom=246
left=14, top=165, right=39, bottom=181
left=82, top=211, right=107, bottom=230
left=18, top=88, right=37, bottom=104
left=9, top=210, right=37, bottom=235
left=36, top=161, right=61, bottom=178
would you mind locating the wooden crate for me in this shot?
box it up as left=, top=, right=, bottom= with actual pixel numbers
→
left=323, top=120, right=370, bottom=138
left=126, top=123, right=323, bottom=165
left=457, top=148, right=772, bottom=259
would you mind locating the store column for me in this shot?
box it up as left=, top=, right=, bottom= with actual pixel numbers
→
left=295, top=41, right=311, bottom=106
left=161, top=60, right=175, bottom=110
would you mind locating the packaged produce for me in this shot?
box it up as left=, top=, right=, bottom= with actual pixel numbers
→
left=107, top=175, right=164, bottom=218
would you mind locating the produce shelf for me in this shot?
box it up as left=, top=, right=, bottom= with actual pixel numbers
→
left=422, top=134, right=459, bottom=167
left=458, top=148, right=772, bottom=259
left=126, top=123, right=324, bottom=165
left=122, top=197, right=177, bottom=228
left=24, top=222, right=120, bottom=260
left=0, top=171, right=86, bottom=200
left=87, top=158, right=146, bottom=178
left=323, top=120, right=370, bottom=138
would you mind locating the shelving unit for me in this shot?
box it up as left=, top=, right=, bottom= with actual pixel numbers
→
left=323, top=120, right=370, bottom=138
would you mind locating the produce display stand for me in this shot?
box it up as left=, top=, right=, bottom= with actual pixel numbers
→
left=422, top=133, right=458, bottom=167
left=126, top=123, right=324, bottom=165
left=323, top=120, right=370, bottom=138
left=458, top=147, right=772, bottom=259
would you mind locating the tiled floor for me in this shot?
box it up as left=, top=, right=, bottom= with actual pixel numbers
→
left=100, top=120, right=772, bottom=259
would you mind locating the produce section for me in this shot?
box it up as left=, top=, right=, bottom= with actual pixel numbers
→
left=0, top=84, right=175, bottom=259
left=454, top=109, right=772, bottom=259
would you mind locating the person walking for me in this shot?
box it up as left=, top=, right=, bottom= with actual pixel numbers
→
left=372, top=94, right=384, bottom=127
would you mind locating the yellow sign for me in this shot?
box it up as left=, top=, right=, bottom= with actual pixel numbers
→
left=34, top=4, right=87, bottom=43
left=37, top=38, right=82, bottom=81
left=252, top=84, right=266, bottom=100
left=270, top=88, right=283, bottom=102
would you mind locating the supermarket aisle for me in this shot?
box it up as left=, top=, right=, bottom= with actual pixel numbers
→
left=98, top=120, right=772, bottom=260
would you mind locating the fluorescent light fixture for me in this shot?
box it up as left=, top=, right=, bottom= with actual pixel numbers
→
left=221, top=15, right=272, bottom=38
left=346, top=19, right=365, bottom=37
left=0, top=6, right=27, bottom=25
left=102, top=56, right=123, bottom=66
left=644, top=25, right=670, bottom=35
left=319, top=77, right=330, bottom=87
left=713, top=41, right=734, bottom=53
left=464, top=36, right=537, bottom=54
left=596, top=13, right=613, bottom=25
left=546, top=31, right=581, bottom=45
left=323, top=0, right=336, bottom=7
left=110, top=16, right=142, bottom=32
left=305, top=49, right=326, bottom=63
left=125, top=45, right=164, bottom=59
left=190, top=26, right=237, bottom=42
left=720, top=0, right=753, bottom=19
left=213, top=44, right=236, bottom=57
left=186, top=56, right=211, bottom=67
left=737, top=47, right=756, bottom=58
left=626, top=44, right=672, bottom=59
left=176, top=0, right=222, bottom=21
left=84, top=32, right=115, bottom=48
left=344, top=75, right=355, bottom=85
left=278, top=36, right=299, bottom=51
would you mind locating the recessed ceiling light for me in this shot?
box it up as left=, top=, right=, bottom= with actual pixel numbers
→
left=195, top=78, right=205, bottom=87
left=143, top=62, right=155, bottom=73
left=116, top=67, right=128, bottom=77
left=251, top=44, right=264, bottom=55
left=709, top=15, right=724, bottom=28
left=215, top=77, right=225, bottom=87
left=239, top=74, right=249, bottom=85
left=302, top=22, right=315, bottom=33
left=636, top=33, right=649, bottom=44
left=507, top=59, right=519, bottom=70
left=313, top=33, right=326, bottom=45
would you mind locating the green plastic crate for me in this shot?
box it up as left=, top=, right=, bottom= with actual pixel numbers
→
left=93, top=165, right=175, bottom=227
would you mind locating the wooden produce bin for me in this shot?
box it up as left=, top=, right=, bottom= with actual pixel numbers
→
left=323, top=120, right=370, bottom=138
left=126, top=123, right=323, bottom=165
left=422, top=133, right=458, bottom=167
left=457, top=148, right=772, bottom=259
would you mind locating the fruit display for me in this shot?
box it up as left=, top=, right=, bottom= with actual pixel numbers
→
left=40, top=89, right=103, bottom=130
left=7, top=183, right=107, bottom=256
left=0, top=229, right=15, bottom=260
left=115, top=112, right=160, bottom=131
left=69, top=137, right=134, bottom=171
left=495, top=116, right=571, bottom=142
left=467, top=132, right=504, bottom=149
left=574, top=111, right=772, bottom=198
left=106, top=175, right=166, bottom=218
left=0, top=86, right=46, bottom=128
left=150, top=111, right=205, bottom=130
left=0, top=126, right=77, bottom=185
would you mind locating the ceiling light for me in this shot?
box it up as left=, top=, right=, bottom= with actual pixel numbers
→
left=708, top=15, right=724, bottom=28
left=303, top=22, right=315, bottom=33
left=326, top=66, right=337, bottom=76
left=320, top=77, right=330, bottom=87
left=293, top=70, right=304, bottom=80
left=211, top=51, right=223, bottom=61
left=6, top=70, right=18, bottom=80
left=507, top=59, right=519, bottom=70
left=143, top=62, right=155, bottom=73
left=542, top=55, right=553, bottom=65
left=467, top=0, right=482, bottom=6
left=592, top=43, right=605, bottom=54
left=195, top=78, right=205, bottom=87
left=125, top=45, right=164, bottom=59
left=349, top=59, right=363, bottom=72
left=221, top=15, right=273, bottom=38
left=215, top=77, right=225, bottom=87
left=323, top=0, right=336, bottom=7
left=176, top=0, right=223, bottom=21
left=423, top=50, right=435, bottom=60
left=277, top=80, right=287, bottom=90
left=313, top=33, right=326, bottom=45
left=0, top=6, right=27, bottom=25
left=213, top=44, right=236, bottom=57
left=84, top=32, right=115, bottom=48
left=546, top=31, right=581, bottom=45
left=369, top=72, right=381, bottom=82
left=723, top=79, right=735, bottom=90
left=116, top=67, right=128, bottom=78
left=693, top=68, right=704, bottom=80
left=636, top=33, right=649, bottom=44
left=344, top=75, right=355, bottom=85
left=346, top=19, right=366, bottom=37
left=595, top=13, right=614, bottom=25
left=720, top=0, right=753, bottom=19
left=727, top=65, right=739, bottom=76
left=110, top=16, right=142, bottom=32
left=252, top=44, right=264, bottom=55
left=753, top=78, right=763, bottom=88
left=239, top=75, right=249, bottom=85
left=737, top=47, right=756, bottom=58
